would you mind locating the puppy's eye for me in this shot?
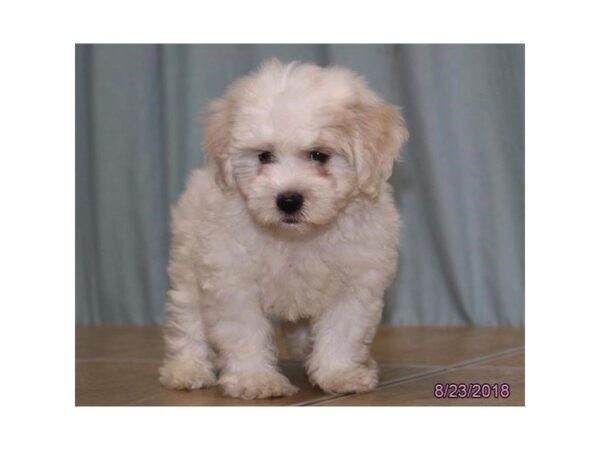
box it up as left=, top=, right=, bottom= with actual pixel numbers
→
left=308, top=150, right=330, bottom=163
left=258, top=151, right=274, bottom=164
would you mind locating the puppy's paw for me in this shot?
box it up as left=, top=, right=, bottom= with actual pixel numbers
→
left=159, top=358, right=217, bottom=390
left=310, top=365, right=378, bottom=394
left=218, top=371, right=299, bottom=399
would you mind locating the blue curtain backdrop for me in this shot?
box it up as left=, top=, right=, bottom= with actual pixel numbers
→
left=76, top=44, right=524, bottom=326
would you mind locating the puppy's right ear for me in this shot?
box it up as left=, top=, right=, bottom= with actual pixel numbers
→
left=202, top=98, right=235, bottom=191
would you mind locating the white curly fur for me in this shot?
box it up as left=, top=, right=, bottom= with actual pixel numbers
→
left=159, top=59, right=408, bottom=399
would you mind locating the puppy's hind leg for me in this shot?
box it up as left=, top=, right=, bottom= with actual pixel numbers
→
left=159, top=234, right=216, bottom=390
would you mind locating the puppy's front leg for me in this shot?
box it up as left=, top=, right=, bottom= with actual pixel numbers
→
left=207, top=292, right=298, bottom=399
left=159, top=286, right=216, bottom=389
left=307, top=294, right=383, bottom=394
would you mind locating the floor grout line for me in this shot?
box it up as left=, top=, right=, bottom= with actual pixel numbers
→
left=291, top=368, right=449, bottom=406
left=77, top=347, right=524, bottom=406
left=129, top=348, right=524, bottom=406
left=296, top=346, right=525, bottom=406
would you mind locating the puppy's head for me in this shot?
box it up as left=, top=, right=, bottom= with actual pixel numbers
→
left=203, top=59, right=408, bottom=235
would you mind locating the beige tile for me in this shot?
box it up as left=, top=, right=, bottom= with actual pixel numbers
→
left=130, top=362, right=424, bottom=406
left=76, top=326, right=164, bottom=361
left=318, top=366, right=525, bottom=406
left=372, top=326, right=524, bottom=365
left=76, top=325, right=525, bottom=365
left=140, top=360, right=327, bottom=406
left=75, top=325, right=524, bottom=406
left=76, top=360, right=163, bottom=406
left=76, top=357, right=429, bottom=406
left=76, top=326, right=299, bottom=362
left=293, top=365, right=444, bottom=406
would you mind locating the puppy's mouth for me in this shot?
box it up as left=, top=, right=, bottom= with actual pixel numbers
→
left=281, top=216, right=300, bottom=224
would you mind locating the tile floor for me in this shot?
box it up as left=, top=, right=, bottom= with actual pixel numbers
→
left=76, top=325, right=524, bottom=406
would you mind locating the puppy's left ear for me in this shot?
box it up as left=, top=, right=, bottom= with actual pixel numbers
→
left=202, top=97, right=235, bottom=191
left=352, top=101, right=409, bottom=197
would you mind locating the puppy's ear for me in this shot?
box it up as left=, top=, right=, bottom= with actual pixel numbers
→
left=202, top=97, right=235, bottom=191
left=352, top=101, right=409, bottom=197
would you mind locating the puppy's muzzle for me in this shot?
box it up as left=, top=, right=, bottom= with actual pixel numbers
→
left=276, top=191, right=304, bottom=215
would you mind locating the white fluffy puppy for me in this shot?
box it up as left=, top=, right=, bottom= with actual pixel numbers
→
left=159, top=60, right=408, bottom=399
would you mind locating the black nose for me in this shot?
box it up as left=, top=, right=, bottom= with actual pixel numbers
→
left=276, top=192, right=304, bottom=214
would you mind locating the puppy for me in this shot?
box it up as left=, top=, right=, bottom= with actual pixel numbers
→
left=159, top=59, right=408, bottom=399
